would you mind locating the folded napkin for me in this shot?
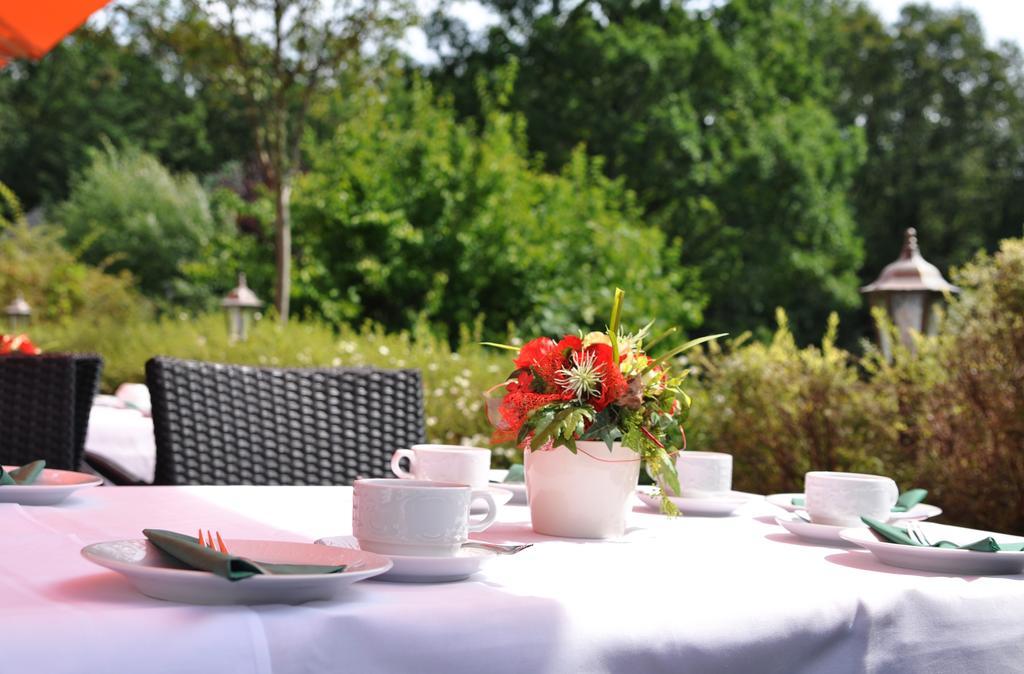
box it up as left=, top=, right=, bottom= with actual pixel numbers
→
left=503, top=464, right=525, bottom=483
left=791, top=488, right=928, bottom=512
left=0, top=460, right=46, bottom=486
left=143, top=529, right=347, bottom=581
left=861, top=517, right=1024, bottom=553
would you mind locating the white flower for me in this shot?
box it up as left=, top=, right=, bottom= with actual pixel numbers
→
left=555, top=350, right=605, bottom=401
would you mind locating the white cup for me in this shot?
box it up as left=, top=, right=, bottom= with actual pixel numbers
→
left=671, top=451, right=732, bottom=498
left=115, top=383, right=152, bottom=415
left=390, top=444, right=492, bottom=490
left=352, top=478, right=497, bottom=557
left=804, top=471, right=898, bottom=526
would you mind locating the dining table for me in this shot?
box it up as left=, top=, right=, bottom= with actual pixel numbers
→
left=3, top=484, right=1023, bottom=673
left=84, top=404, right=156, bottom=483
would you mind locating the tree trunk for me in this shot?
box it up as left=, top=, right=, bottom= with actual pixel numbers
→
left=274, top=177, right=292, bottom=323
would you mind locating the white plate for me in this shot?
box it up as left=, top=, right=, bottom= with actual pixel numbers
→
left=0, top=466, right=102, bottom=505
left=839, top=524, right=1024, bottom=576
left=766, top=492, right=942, bottom=521
left=316, top=535, right=495, bottom=583
left=471, top=487, right=514, bottom=514
left=488, top=469, right=527, bottom=504
left=81, top=538, right=393, bottom=604
left=775, top=514, right=853, bottom=545
left=635, top=485, right=753, bottom=516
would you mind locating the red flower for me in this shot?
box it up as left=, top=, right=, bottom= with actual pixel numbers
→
left=514, top=337, right=558, bottom=370
left=587, top=343, right=627, bottom=411
left=0, top=334, right=40, bottom=356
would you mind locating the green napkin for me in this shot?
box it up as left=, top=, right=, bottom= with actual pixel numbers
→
left=0, top=460, right=46, bottom=486
left=861, top=517, right=1024, bottom=552
left=143, top=529, right=347, bottom=581
left=891, top=488, right=928, bottom=512
left=791, top=488, right=928, bottom=512
left=503, top=464, right=525, bottom=483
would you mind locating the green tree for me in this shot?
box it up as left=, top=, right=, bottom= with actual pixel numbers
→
left=144, top=0, right=414, bottom=322
left=0, top=26, right=232, bottom=208
left=428, top=0, right=867, bottom=341
left=823, top=3, right=1024, bottom=280
left=292, top=77, right=706, bottom=338
left=0, top=182, right=145, bottom=325
left=54, top=145, right=226, bottom=304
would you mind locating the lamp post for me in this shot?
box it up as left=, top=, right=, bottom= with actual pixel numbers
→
left=4, top=292, right=31, bottom=332
left=860, top=228, right=959, bottom=357
left=221, top=273, right=263, bottom=341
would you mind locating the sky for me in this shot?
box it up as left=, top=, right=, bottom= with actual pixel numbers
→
left=868, top=0, right=1024, bottom=47
left=402, top=0, right=1024, bottom=63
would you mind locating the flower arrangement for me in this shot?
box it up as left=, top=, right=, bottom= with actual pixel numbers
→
left=0, top=334, right=40, bottom=355
left=486, top=289, right=723, bottom=513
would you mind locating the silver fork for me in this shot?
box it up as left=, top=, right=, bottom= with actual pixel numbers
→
left=462, top=541, right=533, bottom=555
left=906, top=521, right=932, bottom=546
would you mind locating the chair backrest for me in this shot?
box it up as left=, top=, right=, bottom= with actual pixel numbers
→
left=146, top=357, right=427, bottom=485
left=0, top=353, right=103, bottom=470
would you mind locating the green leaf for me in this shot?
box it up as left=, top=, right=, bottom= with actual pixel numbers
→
left=644, top=325, right=678, bottom=352
left=645, top=333, right=728, bottom=372
left=481, top=341, right=521, bottom=352
left=658, top=449, right=681, bottom=498
left=530, top=408, right=573, bottom=450
left=608, top=287, right=625, bottom=362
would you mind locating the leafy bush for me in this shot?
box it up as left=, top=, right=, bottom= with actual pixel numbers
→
left=687, top=237, right=1024, bottom=533
left=686, top=311, right=907, bottom=495
left=33, top=314, right=514, bottom=465
left=0, top=184, right=146, bottom=325
left=293, top=77, right=706, bottom=339
left=905, top=239, right=1024, bottom=533
left=54, top=145, right=227, bottom=304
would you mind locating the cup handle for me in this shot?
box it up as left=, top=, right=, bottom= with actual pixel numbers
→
left=887, top=480, right=899, bottom=506
left=467, top=489, right=498, bottom=532
left=390, top=449, right=416, bottom=479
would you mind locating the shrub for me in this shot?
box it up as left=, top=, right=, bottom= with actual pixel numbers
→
left=687, top=237, right=1024, bottom=533
left=910, top=239, right=1024, bottom=533
left=53, top=145, right=226, bottom=304
left=0, top=183, right=146, bottom=325
left=293, top=77, right=706, bottom=339
left=686, top=311, right=907, bottom=496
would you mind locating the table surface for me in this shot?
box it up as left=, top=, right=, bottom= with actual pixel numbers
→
left=85, top=405, right=156, bottom=483
left=3, top=485, right=1023, bottom=674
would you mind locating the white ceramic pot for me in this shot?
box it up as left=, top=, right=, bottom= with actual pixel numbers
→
left=524, top=441, right=641, bottom=539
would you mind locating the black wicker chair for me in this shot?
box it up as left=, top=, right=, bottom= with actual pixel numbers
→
left=145, top=357, right=426, bottom=485
left=0, top=353, right=103, bottom=470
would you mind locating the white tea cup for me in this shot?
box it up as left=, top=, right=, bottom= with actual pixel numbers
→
left=115, top=382, right=152, bottom=415
left=671, top=451, right=732, bottom=498
left=352, top=478, right=497, bottom=557
left=391, top=444, right=491, bottom=490
left=804, top=471, right=898, bottom=526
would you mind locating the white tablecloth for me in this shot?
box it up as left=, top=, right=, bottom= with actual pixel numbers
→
left=84, top=406, right=156, bottom=483
left=2, top=486, right=1023, bottom=673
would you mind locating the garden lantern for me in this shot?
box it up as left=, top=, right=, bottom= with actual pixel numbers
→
left=221, top=273, right=262, bottom=341
left=4, top=292, right=31, bottom=331
left=861, top=228, right=958, bottom=356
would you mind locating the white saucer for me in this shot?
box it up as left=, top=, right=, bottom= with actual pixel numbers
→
left=488, top=469, right=527, bottom=504
left=766, top=492, right=942, bottom=521
left=840, top=524, right=1024, bottom=575
left=635, top=485, right=753, bottom=516
left=81, top=538, right=393, bottom=604
left=316, top=535, right=495, bottom=583
left=0, top=466, right=102, bottom=505
left=775, top=514, right=853, bottom=545
left=471, top=487, right=514, bottom=514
